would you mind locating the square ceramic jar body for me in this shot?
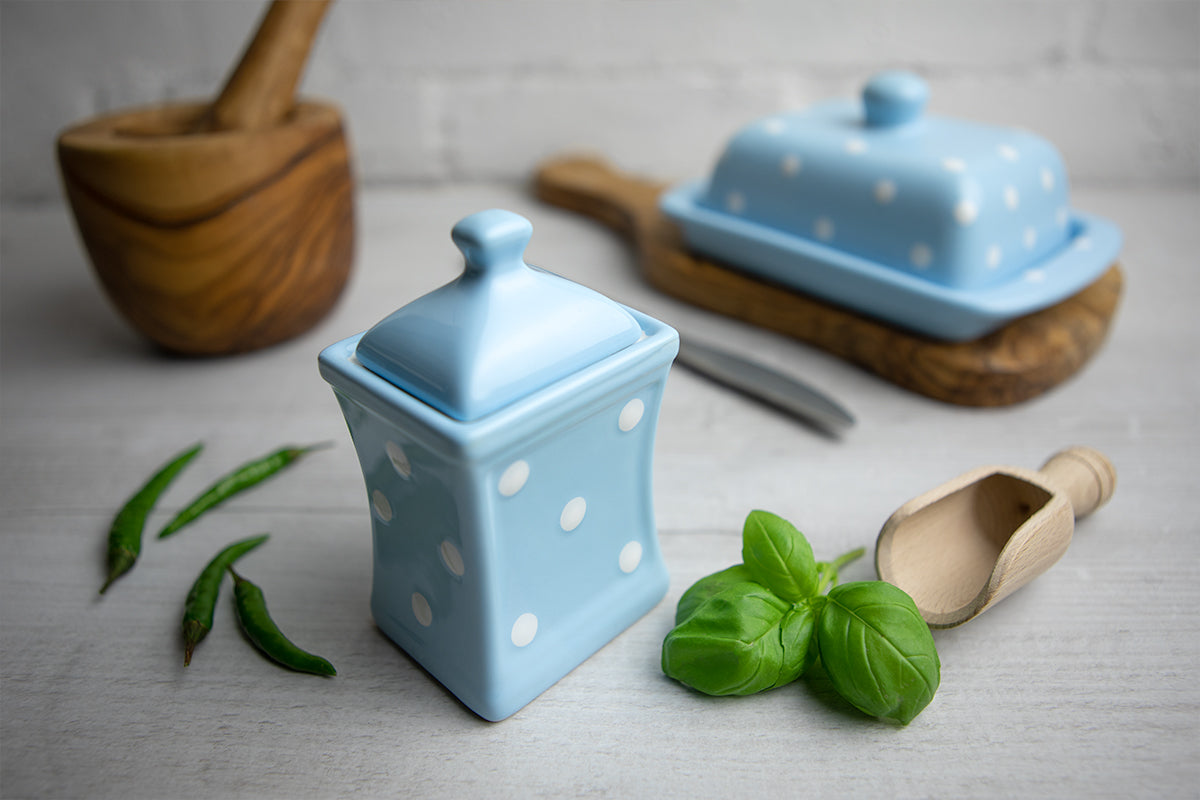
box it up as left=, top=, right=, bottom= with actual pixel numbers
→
left=320, top=319, right=674, bottom=721
left=319, top=210, right=677, bottom=721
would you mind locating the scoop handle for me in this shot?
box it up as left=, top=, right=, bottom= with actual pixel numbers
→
left=1038, top=446, right=1117, bottom=519
left=206, top=0, right=333, bottom=132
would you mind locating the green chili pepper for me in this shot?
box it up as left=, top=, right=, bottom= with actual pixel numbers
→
left=100, top=442, right=203, bottom=594
left=230, top=568, right=336, bottom=676
left=182, top=533, right=270, bottom=666
left=157, top=442, right=330, bottom=539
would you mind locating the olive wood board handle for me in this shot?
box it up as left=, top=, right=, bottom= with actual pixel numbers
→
left=533, top=155, right=1123, bottom=407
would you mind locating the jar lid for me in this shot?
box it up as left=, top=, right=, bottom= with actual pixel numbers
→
left=355, top=209, right=643, bottom=421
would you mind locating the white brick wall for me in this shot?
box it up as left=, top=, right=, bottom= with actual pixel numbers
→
left=2, top=0, right=1197, bottom=204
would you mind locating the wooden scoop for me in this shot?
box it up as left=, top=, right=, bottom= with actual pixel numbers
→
left=874, top=447, right=1116, bottom=628
left=533, top=156, right=1123, bottom=407
left=57, top=0, right=354, bottom=356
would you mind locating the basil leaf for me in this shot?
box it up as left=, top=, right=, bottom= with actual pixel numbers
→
left=675, top=564, right=756, bottom=625
left=741, top=510, right=819, bottom=602
left=816, top=581, right=941, bottom=725
left=662, top=582, right=795, bottom=696
left=775, top=600, right=820, bottom=687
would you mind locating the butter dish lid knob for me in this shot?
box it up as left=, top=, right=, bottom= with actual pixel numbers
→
left=863, top=70, right=929, bottom=128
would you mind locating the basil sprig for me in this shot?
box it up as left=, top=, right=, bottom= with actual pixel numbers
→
left=662, top=510, right=940, bottom=725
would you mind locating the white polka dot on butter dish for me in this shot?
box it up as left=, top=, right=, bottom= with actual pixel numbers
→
left=954, top=200, right=978, bottom=226
left=910, top=243, right=933, bottom=269
left=726, top=192, right=746, bottom=214
left=1024, top=227, right=1038, bottom=249
left=511, top=613, right=538, bottom=647
left=987, top=245, right=1003, bottom=269
left=764, top=118, right=786, bottom=135
left=499, top=460, right=529, bottom=497
left=845, top=138, right=867, bottom=155
left=1041, top=168, right=1055, bottom=191
left=942, top=157, right=967, bottom=173
left=999, top=144, right=1020, bottom=162
left=781, top=154, right=802, bottom=176
left=814, top=217, right=835, bottom=242
left=1004, top=186, right=1020, bottom=210
left=874, top=180, right=896, bottom=204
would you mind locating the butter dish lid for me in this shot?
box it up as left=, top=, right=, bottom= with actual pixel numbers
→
left=697, top=70, right=1075, bottom=289
left=355, top=209, right=643, bottom=421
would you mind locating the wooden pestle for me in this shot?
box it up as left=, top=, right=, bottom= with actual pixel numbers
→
left=57, top=0, right=354, bottom=356
left=874, top=447, right=1116, bottom=628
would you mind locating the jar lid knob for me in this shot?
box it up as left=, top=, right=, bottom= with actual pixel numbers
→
left=863, top=70, right=928, bottom=128
left=452, top=209, right=533, bottom=277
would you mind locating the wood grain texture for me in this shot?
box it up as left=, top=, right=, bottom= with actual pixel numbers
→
left=875, top=447, right=1117, bottom=628
left=58, top=101, right=355, bottom=355
left=534, top=155, right=1123, bottom=407
left=54, top=0, right=353, bottom=356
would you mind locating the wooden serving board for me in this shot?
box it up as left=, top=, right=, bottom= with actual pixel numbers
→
left=534, top=155, right=1123, bottom=407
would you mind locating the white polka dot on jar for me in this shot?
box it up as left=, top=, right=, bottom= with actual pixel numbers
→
left=498, top=460, right=529, bottom=497
left=1057, top=207, right=1070, bottom=228
left=764, top=118, right=786, bottom=135
left=1024, top=227, right=1038, bottom=249
left=560, top=497, right=587, bottom=532
left=726, top=191, right=746, bottom=214
left=618, top=398, right=644, bottom=432
left=845, top=138, right=867, bottom=155
left=874, top=180, right=896, bottom=204
left=412, top=592, right=433, bottom=627
left=910, top=243, right=933, bottom=270
left=385, top=441, right=411, bottom=479
left=781, top=154, right=802, bottom=176
left=942, top=157, right=967, bottom=174
left=439, top=540, right=465, bottom=577
left=371, top=489, right=393, bottom=522
left=619, top=541, right=643, bottom=574
left=511, top=613, right=538, bottom=647
left=814, top=216, right=835, bottom=242
left=1025, top=269, right=1047, bottom=283
left=999, top=144, right=1020, bottom=162
left=954, top=200, right=978, bottom=226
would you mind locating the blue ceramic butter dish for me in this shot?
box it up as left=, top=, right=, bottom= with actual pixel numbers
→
left=319, top=210, right=677, bottom=721
left=660, top=71, right=1122, bottom=341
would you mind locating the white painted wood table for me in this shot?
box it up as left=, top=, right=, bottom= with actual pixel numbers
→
left=2, top=184, right=1197, bottom=799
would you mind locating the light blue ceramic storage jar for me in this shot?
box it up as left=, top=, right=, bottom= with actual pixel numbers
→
left=318, top=209, right=677, bottom=721
left=660, top=71, right=1122, bottom=341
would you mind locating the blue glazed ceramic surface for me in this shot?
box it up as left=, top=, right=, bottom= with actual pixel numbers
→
left=660, top=71, right=1122, bottom=341
left=319, top=210, right=677, bottom=721
left=357, top=209, right=643, bottom=421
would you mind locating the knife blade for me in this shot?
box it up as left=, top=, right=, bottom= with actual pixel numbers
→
left=674, top=337, right=855, bottom=434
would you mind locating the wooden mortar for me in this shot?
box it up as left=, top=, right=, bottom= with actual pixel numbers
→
left=56, top=0, right=354, bottom=355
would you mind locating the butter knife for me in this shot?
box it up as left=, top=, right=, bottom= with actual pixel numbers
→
left=674, top=338, right=855, bottom=434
